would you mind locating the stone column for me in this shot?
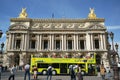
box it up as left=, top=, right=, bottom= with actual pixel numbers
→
left=50, top=34, right=52, bottom=50
left=24, top=34, right=27, bottom=50
left=62, top=34, right=64, bottom=50
left=86, top=33, right=90, bottom=50
left=74, top=34, right=76, bottom=50
left=89, top=33, right=92, bottom=50
left=39, top=34, right=42, bottom=50
left=64, top=34, right=66, bottom=50
left=91, top=34, right=93, bottom=50
left=21, top=34, right=24, bottom=50
left=11, top=33, right=14, bottom=50
left=103, top=34, right=106, bottom=50
left=51, top=34, right=54, bottom=50
left=7, top=33, right=12, bottom=50
left=26, top=33, right=29, bottom=50
left=100, top=34, right=103, bottom=50
left=76, top=34, right=78, bottom=50
left=37, top=34, right=40, bottom=51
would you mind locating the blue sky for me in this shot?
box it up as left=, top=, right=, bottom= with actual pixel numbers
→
left=0, top=0, right=120, bottom=53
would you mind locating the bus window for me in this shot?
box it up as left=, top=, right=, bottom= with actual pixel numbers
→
left=68, top=63, right=75, bottom=68
left=79, top=64, right=85, bottom=68
left=37, top=63, right=48, bottom=68
left=52, top=63, right=59, bottom=68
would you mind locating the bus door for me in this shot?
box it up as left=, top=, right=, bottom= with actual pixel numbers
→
left=60, top=63, right=67, bottom=74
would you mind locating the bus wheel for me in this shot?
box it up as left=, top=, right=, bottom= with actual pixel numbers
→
left=42, top=70, right=47, bottom=75
left=52, top=70, right=57, bottom=75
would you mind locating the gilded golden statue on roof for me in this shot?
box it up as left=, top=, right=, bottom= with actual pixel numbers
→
left=88, top=8, right=97, bottom=19
left=18, top=8, right=28, bottom=18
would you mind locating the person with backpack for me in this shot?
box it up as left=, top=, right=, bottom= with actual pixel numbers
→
left=46, top=65, right=53, bottom=80
left=69, top=65, right=77, bottom=80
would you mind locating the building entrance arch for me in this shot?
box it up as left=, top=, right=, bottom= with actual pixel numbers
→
left=96, top=54, right=101, bottom=65
left=14, top=54, right=20, bottom=65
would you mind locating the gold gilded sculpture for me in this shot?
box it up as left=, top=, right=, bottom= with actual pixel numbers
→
left=88, top=8, right=97, bottom=19
left=19, top=8, right=28, bottom=18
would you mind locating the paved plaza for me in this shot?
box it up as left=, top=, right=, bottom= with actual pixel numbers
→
left=1, top=71, right=114, bottom=80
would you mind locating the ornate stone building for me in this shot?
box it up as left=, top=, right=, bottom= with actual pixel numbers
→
left=4, top=8, right=109, bottom=67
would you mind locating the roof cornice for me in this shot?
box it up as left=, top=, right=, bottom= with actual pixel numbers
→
left=10, top=18, right=105, bottom=23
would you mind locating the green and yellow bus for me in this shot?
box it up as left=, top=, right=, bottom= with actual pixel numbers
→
left=30, top=53, right=96, bottom=75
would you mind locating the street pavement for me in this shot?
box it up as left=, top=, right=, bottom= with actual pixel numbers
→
left=1, top=71, right=113, bottom=80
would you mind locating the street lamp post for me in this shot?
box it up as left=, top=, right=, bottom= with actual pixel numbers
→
left=107, top=32, right=119, bottom=80
left=0, top=30, right=3, bottom=38
left=1, top=42, right=4, bottom=53
left=0, top=30, right=3, bottom=80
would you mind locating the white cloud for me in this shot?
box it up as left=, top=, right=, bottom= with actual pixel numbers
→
left=117, top=42, right=120, bottom=55
left=0, top=33, right=6, bottom=43
left=107, top=26, right=120, bottom=30
left=1, top=33, right=6, bottom=38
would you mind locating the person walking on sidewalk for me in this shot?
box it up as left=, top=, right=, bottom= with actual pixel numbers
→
left=24, top=63, right=30, bottom=80
left=105, top=67, right=111, bottom=80
left=77, top=65, right=83, bottom=80
left=96, top=64, right=101, bottom=77
left=100, top=64, right=106, bottom=80
left=69, top=65, right=77, bottom=80
left=8, top=64, right=16, bottom=80
left=33, top=65, right=38, bottom=80
left=46, top=65, right=53, bottom=80
left=0, top=65, right=2, bottom=80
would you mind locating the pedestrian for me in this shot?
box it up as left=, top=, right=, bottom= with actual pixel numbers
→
left=8, top=64, right=16, bottom=80
left=69, top=65, right=77, bottom=80
left=24, top=63, right=30, bottom=80
left=76, top=65, right=83, bottom=80
left=33, top=65, right=38, bottom=80
left=46, top=65, right=53, bottom=80
left=96, top=64, right=101, bottom=77
left=0, top=65, right=2, bottom=80
left=100, top=64, right=106, bottom=80
left=105, top=67, right=111, bottom=80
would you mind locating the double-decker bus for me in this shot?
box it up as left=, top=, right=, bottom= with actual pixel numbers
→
left=30, top=53, right=96, bottom=75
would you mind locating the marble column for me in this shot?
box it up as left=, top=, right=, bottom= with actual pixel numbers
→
left=24, top=34, right=27, bottom=50
left=39, top=34, right=42, bottom=50
left=21, top=34, right=24, bottom=50
left=76, top=34, right=78, bottom=50
left=37, top=34, right=40, bottom=51
left=50, top=34, right=52, bottom=50
left=91, top=34, right=93, bottom=50
left=100, top=34, right=103, bottom=50
left=8, top=33, right=12, bottom=50
left=51, top=34, right=54, bottom=50
left=62, top=34, right=64, bottom=50
left=103, top=34, right=106, bottom=50
left=74, top=34, right=76, bottom=50
left=11, top=34, right=14, bottom=50
left=64, top=34, right=66, bottom=50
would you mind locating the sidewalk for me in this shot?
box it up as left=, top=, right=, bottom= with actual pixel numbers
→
left=1, top=70, right=114, bottom=80
left=2, top=75, right=113, bottom=80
